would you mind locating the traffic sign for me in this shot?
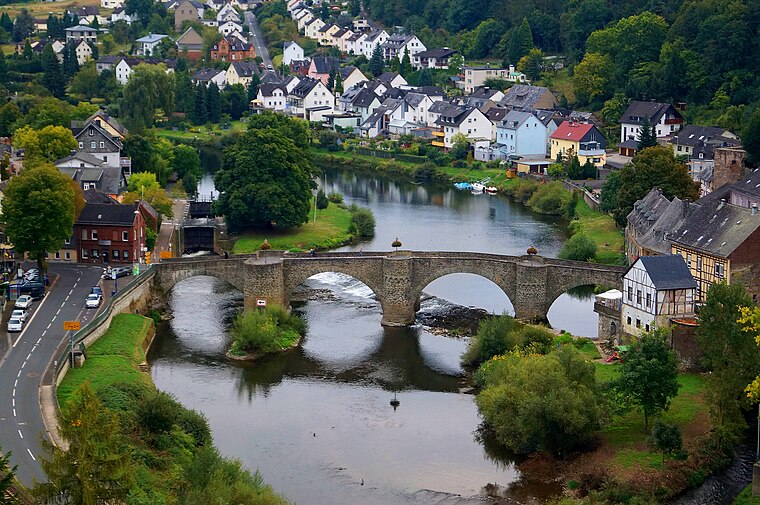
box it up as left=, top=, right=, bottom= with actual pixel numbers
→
left=160, top=250, right=173, bottom=259
left=63, top=321, right=81, bottom=331
left=256, top=298, right=267, bottom=307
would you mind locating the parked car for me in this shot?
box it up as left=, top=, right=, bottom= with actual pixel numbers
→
left=11, top=309, right=27, bottom=322
left=91, top=286, right=102, bottom=297
left=15, top=295, right=33, bottom=309
left=85, top=293, right=102, bottom=308
left=102, top=266, right=132, bottom=279
left=7, top=318, right=22, bottom=332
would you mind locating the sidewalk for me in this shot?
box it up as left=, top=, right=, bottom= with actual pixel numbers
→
left=154, top=199, right=188, bottom=261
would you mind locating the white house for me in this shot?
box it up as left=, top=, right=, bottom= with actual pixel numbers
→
left=318, top=24, right=340, bottom=46
left=495, top=110, right=548, bottom=158
left=135, top=33, right=168, bottom=56
left=304, top=18, right=325, bottom=40
left=340, top=66, right=367, bottom=90
left=283, top=40, right=304, bottom=66
left=218, top=20, right=243, bottom=36
left=348, top=88, right=381, bottom=121
left=101, top=0, right=123, bottom=9
left=433, top=105, right=491, bottom=149
left=256, top=84, right=288, bottom=111
left=65, top=25, right=98, bottom=44
left=381, top=34, right=426, bottom=62
left=377, top=72, right=407, bottom=89
left=74, top=40, right=93, bottom=65
left=192, top=68, right=227, bottom=88
left=619, top=101, right=685, bottom=144
left=412, top=48, right=458, bottom=70
left=359, top=30, right=388, bottom=58
left=287, top=77, right=334, bottom=118
left=110, top=7, right=135, bottom=24
left=621, top=255, right=696, bottom=337
left=462, top=65, right=526, bottom=93
left=113, top=57, right=175, bottom=85
left=217, top=3, right=240, bottom=23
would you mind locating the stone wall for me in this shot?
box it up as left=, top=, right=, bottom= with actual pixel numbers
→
left=713, top=147, right=747, bottom=190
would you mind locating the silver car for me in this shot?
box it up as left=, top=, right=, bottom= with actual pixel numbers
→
left=11, top=309, right=27, bottom=323
left=7, top=318, right=22, bottom=332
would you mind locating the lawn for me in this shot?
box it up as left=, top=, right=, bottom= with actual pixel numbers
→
left=572, top=199, right=625, bottom=264
left=734, top=486, right=760, bottom=505
left=233, top=200, right=353, bottom=253
left=1, top=0, right=103, bottom=17
left=57, top=314, right=154, bottom=407
left=152, top=121, right=248, bottom=143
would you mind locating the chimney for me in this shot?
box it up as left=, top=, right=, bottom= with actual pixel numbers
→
left=717, top=198, right=726, bottom=211
left=753, top=203, right=758, bottom=215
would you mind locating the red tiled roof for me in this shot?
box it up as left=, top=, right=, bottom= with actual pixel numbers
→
left=550, top=121, right=594, bottom=142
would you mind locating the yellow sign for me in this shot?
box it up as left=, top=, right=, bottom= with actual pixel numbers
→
left=159, top=250, right=173, bottom=259
left=63, top=321, right=81, bottom=331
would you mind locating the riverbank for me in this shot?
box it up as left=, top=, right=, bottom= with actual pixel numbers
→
left=232, top=200, right=353, bottom=253
left=56, top=314, right=289, bottom=503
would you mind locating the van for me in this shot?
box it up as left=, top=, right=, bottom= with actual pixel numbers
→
left=13, top=281, right=45, bottom=300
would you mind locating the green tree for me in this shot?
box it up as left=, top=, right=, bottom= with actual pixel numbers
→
left=615, top=329, right=680, bottom=430
left=470, top=19, right=504, bottom=59
left=2, top=163, right=76, bottom=271
left=581, top=159, right=597, bottom=179
left=400, top=48, right=412, bottom=77
left=206, top=82, right=221, bottom=123
left=122, top=186, right=173, bottom=218
left=418, top=68, right=433, bottom=86
left=599, top=170, right=622, bottom=213
left=636, top=117, right=658, bottom=150
left=172, top=144, right=202, bottom=182
left=448, top=53, right=464, bottom=74
left=327, top=69, right=336, bottom=91
left=573, top=52, right=613, bottom=105
left=12, top=9, right=34, bottom=42
left=222, top=83, right=248, bottom=120
left=62, top=42, right=79, bottom=79
left=69, top=62, right=100, bottom=100
left=0, top=47, right=7, bottom=83
left=13, top=125, right=77, bottom=162
left=41, top=44, right=66, bottom=97
left=650, top=420, right=682, bottom=463
left=0, top=102, right=22, bottom=137
left=449, top=133, right=469, bottom=160
left=742, top=107, right=760, bottom=164
left=0, top=13, right=13, bottom=34
left=611, top=146, right=699, bottom=226
left=349, top=206, right=375, bottom=237
left=121, top=63, right=175, bottom=131
left=506, top=18, right=533, bottom=65
left=316, top=189, right=328, bottom=210
left=0, top=448, right=18, bottom=502
left=247, top=74, right=260, bottom=102
left=369, top=43, right=384, bottom=77
left=33, top=383, right=132, bottom=504
left=215, top=112, right=314, bottom=230
left=517, top=48, right=543, bottom=81
left=191, top=84, right=207, bottom=125
left=558, top=233, right=597, bottom=262
left=566, top=155, right=582, bottom=179
left=476, top=346, right=601, bottom=456
left=697, top=282, right=759, bottom=447
left=122, top=134, right=153, bottom=174
left=22, top=39, right=32, bottom=61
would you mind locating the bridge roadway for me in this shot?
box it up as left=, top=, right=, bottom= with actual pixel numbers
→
left=156, top=250, right=627, bottom=325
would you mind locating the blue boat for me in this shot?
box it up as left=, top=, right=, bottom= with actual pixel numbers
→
left=454, top=182, right=473, bottom=190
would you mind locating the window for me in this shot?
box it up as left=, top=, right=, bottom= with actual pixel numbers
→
left=90, top=141, right=96, bottom=149
left=91, top=230, right=98, bottom=240
left=715, top=263, right=725, bottom=278
left=636, top=318, right=641, bottom=328
left=54, top=251, right=60, bottom=259
left=64, top=238, right=71, bottom=245
left=687, top=254, right=692, bottom=268
left=697, top=257, right=702, bottom=272
left=78, top=142, right=83, bottom=149
left=89, top=128, right=94, bottom=136
left=646, top=293, right=651, bottom=308
left=113, top=250, right=119, bottom=260
left=122, top=231, right=129, bottom=241
left=82, top=229, right=88, bottom=240
left=636, top=289, right=642, bottom=305
left=627, top=286, right=633, bottom=301
left=123, top=250, right=129, bottom=260
left=645, top=324, right=650, bottom=332
left=627, top=316, right=631, bottom=325
left=92, top=249, right=99, bottom=259
left=81, top=248, right=88, bottom=259
left=99, top=141, right=104, bottom=148
left=65, top=252, right=71, bottom=260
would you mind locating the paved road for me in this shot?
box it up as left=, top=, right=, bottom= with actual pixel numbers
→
left=154, top=199, right=188, bottom=260
left=0, top=263, right=103, bottom=487
left=244, top=11, right=273, bottom=70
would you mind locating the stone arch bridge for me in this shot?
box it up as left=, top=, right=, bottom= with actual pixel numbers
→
left=154, top=251, right=626, bottom=326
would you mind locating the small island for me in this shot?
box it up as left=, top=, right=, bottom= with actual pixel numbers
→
left=227, top=305, right=307, bottom=361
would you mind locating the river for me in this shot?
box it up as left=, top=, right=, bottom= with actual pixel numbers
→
left=149, top=168, right=601, bottom=504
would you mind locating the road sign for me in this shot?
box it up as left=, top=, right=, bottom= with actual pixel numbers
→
left=256, top=298, right=267, bottom=307
left=160, top=250, right=173, bottom=259
left=63, top=321, right=81, bottom=331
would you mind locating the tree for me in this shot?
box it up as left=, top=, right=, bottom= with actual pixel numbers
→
left=0, top=448, right=18, bottom=502
left=506, top=18, right=533, bottom=65
left=121, top=64, right=175, bottom=131
left=327, top=69, right=336, bottom=92
left=581, top=159, right=597, bottom=179
left=615, top=329, right=680, bottom=430
left=418, top=68, right=433, bottom=86
left=400, top=48, right=412, bottom=77
left=69, top=62, right=100, bottom=100
left=215, top=112, right=314, bottom=230
left=206, top=82, right=221, bottom=123
left=449, top=133, right=469, bottom=160
left=0, top=48, right=6, bottom=83
left=558, top=233, right=597, bottom=262
left=334, top=71, right=343, bottom=94
left=0, top=102, right=22, bottom=137
left=517, top=48, right=543, bottom=81
left=41, top=44, right=66, bottom=98
left=247, top=74, right=260, bottom=102
left=222, top=83, right=248, bottom=120
left=12, top=9, right=34, bottom=42
left=448, top=53, right=464, bottom=74
left=651, top=420, right=682, bottom=463
left=566, top=155, right=582, bottom=179
left=349, top=206, right=375, bottom=237
left=476, top=347, right=601, bottom=456
left=600, top=170, right=622, bottom=213
left=742, top=107, right=760, bottom=165
left=611, top=146, right=699, bottom=226
left=191, top=84, right=207, bottom=125
left=172, top=144, right=202, bottom=182
left=2, top=163, right=77, bottom=271
left=697, top=282, right=759, bottom=446
left=0, top=13, right=13, bottom=34
left=33, top=383, right=132, bottom=504
left=62, top=42, right=79, bottom=79
left=573, top=52, right=613, bottom=105
left=369, top=43, right=384, bottom=77
left=13, top=125, right=77, bottom=162
left=22, top=40, right=32, bottom=61
left=636, top=117, right=658, bottom=150
left=316, top=189, right=328, bottom=210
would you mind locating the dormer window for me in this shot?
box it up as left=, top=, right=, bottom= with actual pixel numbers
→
left=89, top=128, right=94, bottom=136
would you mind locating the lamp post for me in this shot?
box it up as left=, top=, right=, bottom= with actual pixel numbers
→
left=312, top=188, right=318, bottom=224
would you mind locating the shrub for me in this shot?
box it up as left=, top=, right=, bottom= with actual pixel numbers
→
left=559, top=233, right=597, bottom=261
left=327, top=191, right=343, bottom=204
left=231, top=305, right=305, bottom=355
left=508, top=179, right=540, bottom=203
left=137, top=391, right=181, bottom=436
left=349, top=206, right=376, bottom=238
left=316, top=189, right=328, bottom=210
left=463, top=314, right=522, bottom=367
left=527, top=181, right=571, bottom=215
left=177, top=408, right=212, bottom=447
left=517, top=325, right=554, bottom=354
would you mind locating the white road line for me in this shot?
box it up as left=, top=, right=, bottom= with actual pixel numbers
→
left=13, top=380, right=17, bottom=387
left=17, top=430, right=22, bottom=439
left=55, top=308, right=61, bottom=316
left=26, top=353, right=31, bottom=360
left=36, top=337, right=41, bottom=344
left=46, top=323, right=51, bottom=330
left=16, top=370, right=21, bottom=378
left=20, top=361, right=25, bottom=369
left=12, top=398, right=15, bottom=406
left=68, top=289, right=73, bottom=295
left=26, top=448, right=35, bottom=461
left=12, top=408, right=16, bottom=417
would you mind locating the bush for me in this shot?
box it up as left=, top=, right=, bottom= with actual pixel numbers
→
left=230, top=305, right=305, bottom=355
left=327, top=191, right=343, bottom=204
left=527, top=181, right=571, bottom=215
left=177, top=408, right=212, bottom=447
left=316, top=189, right=328, bottom=210
left=137, top=391, right=182, bottom=437
left=508, top=179, right=540, bottom=203
left=349, top=205, right=376, bottom=238
left=559, top=233, right=597, bottom=261
left=463, top=314, right=522, bottom=367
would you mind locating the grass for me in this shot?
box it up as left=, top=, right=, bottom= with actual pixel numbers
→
left=233, top=200, right=353, bottom=253
left=0, top=0, right=103, bottom=17
left=733, top=485, right=760, bottom=505
left=152, top=121, right=248, bottom=143
left=571, top=199, right=625, bottom=264
left=57, top=314, right=154, bottom=407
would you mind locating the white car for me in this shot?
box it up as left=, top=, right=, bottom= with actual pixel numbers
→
left=85, top=293, right=102, bottom=308
left=7, top=318, right=22, bottom=332
left=11, top=309, right=27, bottom=323
left=15, top=295, right=33, bottom=309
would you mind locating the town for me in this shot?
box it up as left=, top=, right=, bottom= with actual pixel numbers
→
left=0, top=0, right=759, bottom=503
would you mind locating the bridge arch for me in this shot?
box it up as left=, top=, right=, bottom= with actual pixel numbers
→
left=154, top=258, right=247, bottom=295
left=282, top=258, right=386, bottom=308
left=415, top=273, right=515, bottom=316
left=546, top=285, right=599, bottom=337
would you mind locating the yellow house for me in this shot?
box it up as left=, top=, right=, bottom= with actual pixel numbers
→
left=549, top=121, right=607, bottom=168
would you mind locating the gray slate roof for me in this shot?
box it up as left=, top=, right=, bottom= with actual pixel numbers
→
left=77, top=202, right=139, bottom=226
left=731, top=168, right=760, bottom=199
left=311, top=56, right=339, bottom=74
left=671, top=198, right=760, bottom=257
left=621, top=101, right=682, bottom=125
left=627, top=188, right=698, bottom=256
left=500, top=84, right=554, bottom=111
left=636, top=255, right=697, bottom=290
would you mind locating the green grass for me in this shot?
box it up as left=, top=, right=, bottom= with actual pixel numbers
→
left=57, top=314, right=154, bottom=407
left=733, top=485, right=760, bottom=505
left=233, top=201, right=353, bottom=253
left=152, top=121, right=248, bottom=143
left=576, top=339, right=601, bottom=359
left=571, top=199, right=625, bottom=264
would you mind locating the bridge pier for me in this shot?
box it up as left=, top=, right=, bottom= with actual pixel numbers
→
left=379, top=255, right=417, bottom=327
left=512, top=260, right=550, bottom=322
left=244, top=256, right=288, bottom=310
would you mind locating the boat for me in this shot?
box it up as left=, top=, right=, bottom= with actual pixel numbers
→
left=454, top=182, right=473, bottom=190
left=486, top=186, right=498, bottom=194
left=471, top=182, right=486, bottom=193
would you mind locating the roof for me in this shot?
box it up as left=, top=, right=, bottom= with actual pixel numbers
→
left=177, top=27, right=203, bottom=45
left=259, top=70, right=282, bottom=84
left=212, top=35, right=252, bottom=52
left=669, top=125, right=730, bottom=147
left=377, top=72, right=401, bottom=84
left=192, top=68, right=224, bottom=81
left=382, top=34, right=415, bottom=49
left=80, top=168, right=104, bottom=182
left=428, top=100, right=451, bottom=114
left=290, top=77, right=321, bottom=97
left=340, top=66, right=363, bottom=80
left=54, top=151, right=106, bottom=166
left=258, top=83, right=287, bottom=96
left=550, top=121, right=595, bottom=142
left=730, top=168, right=760, bottom=199
left=633, top=255, right=697, bottom=290
left=230, top=61, right=259, bottom=77
left=83, top=188, right=118, bottom=204
left=404, top=92, right=427, bottom=108
left=351, top=88, right=379, bottom=108
left=310, top=56, right=339, bottom=74
left=96, top=55, right=120, bottom=64
left=501, top=110, right=536, bottom=129
left=413, top=48, right=457, bottom=59
left=435, top=105, right=478, bottom=127
left=77, top=203, right=139, bottom=226
left=621, top=101, right=682, bottom=125
left=284, top=40, right=301, bottom=50
left=65, top=25, right=98, bottom=32
left=136, top=33, right=168, bottom=44
left=500, top=84, right=554, bottom=111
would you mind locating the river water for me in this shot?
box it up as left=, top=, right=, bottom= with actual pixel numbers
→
left=150, top=168, right=603, bottom=504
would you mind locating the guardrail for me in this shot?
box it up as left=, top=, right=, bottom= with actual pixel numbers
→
left=43, top=264, right=156, bottom=387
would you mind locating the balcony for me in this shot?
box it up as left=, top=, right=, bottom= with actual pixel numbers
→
left=578, top=149, right=605, bottom=157
left=432, top=130, right=445, bottom=138
left=431, top=140, right=445, bottom=147
left=664, top=118, right=683, bottom=125
left=120, top=157, right=131, bottom=169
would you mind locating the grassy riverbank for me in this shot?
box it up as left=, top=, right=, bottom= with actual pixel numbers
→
left=56, top=314, right=289, bottom=504
left=233, top=200, right=353, bottom=253
left=734, top=486, right=760, bottom=504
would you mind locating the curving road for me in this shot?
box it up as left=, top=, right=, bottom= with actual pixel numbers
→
left=0, top=263, right=103, bottom=487
left=244, top=11, right=274, bottom=71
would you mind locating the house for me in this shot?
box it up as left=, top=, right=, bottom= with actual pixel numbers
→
left=669, top=125, right=741, bottom=175
left=289, top=59, right=310, bottom=76
left=75, top=202, right=147, bottom=265
left=462, top=65, right=526, bottom=93
left=283, top=40, right=304, bottom=65
left=256, top=83, right=288, bottom=111
left=334, top=28, right=355, bottom=52
left=619, top=101, right=684, bottom=144
left=308, top=56, right=339, bottom=85
left=348, top=88, right=381, bottom=120
left=317, top=23, right=340, bottom=45
left=359, top=100, right=398, bottom=138
left=625, top=188, right=696, bottom=261
left=216, top=3, right=240, bottom=23
left=65, top=25, right=98, bottom=44
left=74, top=40, right=93, bottom=65
left=433, top=105, right=491, bottom=149
left=377, top=72, right=407, bottom=88
left=173, top=0, right=204, bottom=31
left=729, top=167, right=760, bottom=210
left=287, top=77, right=334, bottom=118
left=210, top=35, right=255, bottom=61
left=77, top=110, right=129, bottom=142
left=381, top=34, right=426, bottom=62
left=192, top=68, right=227, bottom=88
left=359, top=30, right=388, bottom=58
left=340, top=66, right=367, bottom=90
left=226, top=61, right=259, bottom=87
left=113, top=57, right=174, bottom=85
left=281, top=75, right=301, bottom=93
left=57, top=161, right=128, bottom=196
left=73, top=121, right=124, bottom=168
left=110, top=7, right=136, bottom=24
left=176, top=27, right=203, bottom=59
left=34, top=18, right=48, bottom=32
left=345, top=32, right=364, bottom=56
left=549, top=121, right=607, bottom=167
left=495, top=110, right=548, bottom=158
left=304, top=17, right=325, bottom=40
left=412, top=48, right=458, bottom=70
left=96, top=55, right=121, bottom=74
left=135, top=33, right=168, bottom=56
left=620, top=255, right=697, bottom=336
left=500, top=84, right=556, bottom=111
left=71, top=6, right=104, bottom=25
left=218, top=20, right=244, bottom=36
left=101, top=0, right=123, bottom=9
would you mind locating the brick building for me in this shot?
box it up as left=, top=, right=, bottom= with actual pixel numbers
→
left=210, top=35, right=255, bottom=62
left=75, top=202, right=147, bottom=265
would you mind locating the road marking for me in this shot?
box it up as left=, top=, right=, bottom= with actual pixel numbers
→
left=55, top=308, right=61, bottom=316
left=41, top=331, right=46, bottom=337
left=26, top=353, right=31, bottom=360
left=12, top=398, right=14, bottom=406
left=12, top=408, right=16, bottom=417
left=16, top=370, right=21, bottom=378
left=68, top=289, right=73, bottom=295
left=46, top=323, right=51, bottom=330
left=20, top=361, right=25, bottom=369
left=13, top=380, right=17, bottom=387
left=17, top=430, right=22, bottom=439
left=36, top=337, right=41, bottom=344
left=26, top=448, right=35, bottom=461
